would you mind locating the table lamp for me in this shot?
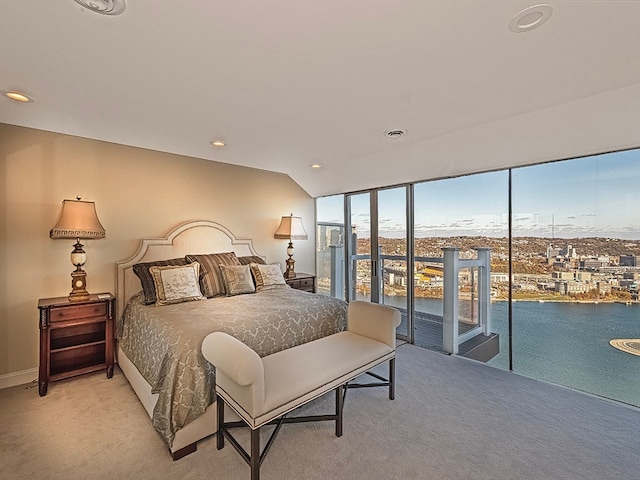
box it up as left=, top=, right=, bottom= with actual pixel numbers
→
left=50, top=197, right=106, bottom=301
left=274, top=214, right=308, bottom=279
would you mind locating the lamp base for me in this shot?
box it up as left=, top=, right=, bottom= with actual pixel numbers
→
left=69, top=267, right=90, bottom=302
left=283, top=256, right=296, bottom=279
left=68, top=293, right=90, bottom=302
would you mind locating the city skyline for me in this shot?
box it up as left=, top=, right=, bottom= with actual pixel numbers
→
left=317, top=149, right=639, bottom=240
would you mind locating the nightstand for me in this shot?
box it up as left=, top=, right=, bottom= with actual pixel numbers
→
left=38, top=293, right=115, bottom=396
left=285, top=273, right=316, bottom=293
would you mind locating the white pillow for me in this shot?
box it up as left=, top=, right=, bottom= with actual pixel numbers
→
left=149, top=262, right=206, bottom=305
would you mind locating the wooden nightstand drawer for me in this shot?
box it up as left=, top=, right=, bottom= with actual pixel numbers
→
left=49, top=302, right=107, bottom=323
left=285, top=273, right=316, bottom=293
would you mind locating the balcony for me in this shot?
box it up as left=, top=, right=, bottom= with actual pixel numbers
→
left=318, top=241, right=499, bottom=362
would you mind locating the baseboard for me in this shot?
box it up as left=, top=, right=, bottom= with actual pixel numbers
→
left=0, top=367, right=38, bottom=390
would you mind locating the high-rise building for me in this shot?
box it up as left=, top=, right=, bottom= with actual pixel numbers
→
left=619, top=254, right=638, bottom=267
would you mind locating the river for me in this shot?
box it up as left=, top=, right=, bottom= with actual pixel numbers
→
left=383, top=296, right=640, bottom=407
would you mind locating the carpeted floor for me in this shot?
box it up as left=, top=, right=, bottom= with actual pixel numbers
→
left=1, top=343, right=638, bottom=480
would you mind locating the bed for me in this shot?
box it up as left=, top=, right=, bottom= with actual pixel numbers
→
left=115, top=220, right=348, bottom=459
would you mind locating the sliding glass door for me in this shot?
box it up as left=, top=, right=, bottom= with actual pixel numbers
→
left=377, top=187, right=411, bottom=340
left=346, top=192, right=373, bottom=302
left=346, top=187, right=412, bottom=341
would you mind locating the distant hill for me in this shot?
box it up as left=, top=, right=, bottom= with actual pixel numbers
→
left=361, top=236, right=640, bottom=259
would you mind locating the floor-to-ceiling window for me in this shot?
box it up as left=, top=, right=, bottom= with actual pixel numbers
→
left=413, top=171, right=509, bottom=352
left=316, top=194, right=346, bottom=299
left=509, top=150, right=640, bottom=406
left=377, top=187, right=411, bottom=339
left=315, top=148, right=640, bottom=407
left=346, top=192, right=373, bottom=302
left=344, top=187, right=412, bottom=339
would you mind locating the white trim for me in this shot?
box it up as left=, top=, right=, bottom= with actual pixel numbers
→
left=115, top=219, right=265, bottom=320
left=0, top=367, right=38, bottom=390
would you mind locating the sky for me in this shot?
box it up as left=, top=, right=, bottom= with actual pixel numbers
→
left=317, top=148, right=640, bottom=240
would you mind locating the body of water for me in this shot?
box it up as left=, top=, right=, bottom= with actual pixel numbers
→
left=383, top=296, right=640, bottom=407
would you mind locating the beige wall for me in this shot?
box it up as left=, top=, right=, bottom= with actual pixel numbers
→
left=0, top=123, right=315, bottom=378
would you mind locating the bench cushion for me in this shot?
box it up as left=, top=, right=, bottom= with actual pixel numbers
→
left=216, top=331, right=394, bottom=429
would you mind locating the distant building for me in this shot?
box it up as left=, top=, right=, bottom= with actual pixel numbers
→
left=547, top=244, right=577, bottom=260
left=581, top=257, right=610, bottom=270
left=329, top=229, right=342, bottom=246
left=490, top=273, right=509, bottom=282
left=619, top=254, right=638, bottom=267
left=538, top=282, right=556, bottom=291
left=552, top=271, right=574, bottom=280
left=556, top=281, right=591, bottom=295
left=388, top=272, right=406, bottom=287
left=575, top=271, right=592, bottom=281
left=546, top=245, right=561, bottom=259
left=596, top=282, right=612, bottom=295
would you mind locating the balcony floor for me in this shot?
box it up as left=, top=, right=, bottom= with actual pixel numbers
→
left=397, top=309, right=477, bottom=353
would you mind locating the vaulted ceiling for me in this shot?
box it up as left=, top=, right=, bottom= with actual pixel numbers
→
left=1, top=1, right=639, bottom=197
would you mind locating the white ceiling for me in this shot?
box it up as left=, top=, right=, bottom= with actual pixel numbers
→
left=1, top=1, right=639, bottom=198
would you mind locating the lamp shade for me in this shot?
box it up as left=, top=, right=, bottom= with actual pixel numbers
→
left=50, top=199, right=106, bottom=239
left=274, top=214, right=308, bottom=240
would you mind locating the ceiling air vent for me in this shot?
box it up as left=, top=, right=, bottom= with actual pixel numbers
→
left=74, top=0, right=126, bottom=16
left=384, top=129, right=407, bottom=139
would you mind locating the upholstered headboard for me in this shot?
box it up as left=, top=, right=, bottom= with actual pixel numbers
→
left=115, top=220, right=264, bottom=320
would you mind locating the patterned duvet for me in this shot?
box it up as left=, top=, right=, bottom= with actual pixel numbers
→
left=117, top=285, right=347, bottom=447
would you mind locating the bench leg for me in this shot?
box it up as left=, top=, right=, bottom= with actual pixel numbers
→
left=335, top=385, right=344, bottom=437
left=216, top=396, right=225, bottom=450
left=251, top=427, right=261, bottom=480
left=389, top=357, right=396, bottom=400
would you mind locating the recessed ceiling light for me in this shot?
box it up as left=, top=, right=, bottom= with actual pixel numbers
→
left=1, top=90, right=34, bottom=103
left=384, top=129, right=407, bottom=139
left=73, top=0, right=126, bottom=16
left=509, top=4, right=553, bottom=33
left=210, top=140, right=226, bottom=147
left=310, top=164, right=322, bottom=169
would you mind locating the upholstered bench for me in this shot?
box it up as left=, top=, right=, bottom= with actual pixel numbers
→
left=201, top=300, right=401, bottom=480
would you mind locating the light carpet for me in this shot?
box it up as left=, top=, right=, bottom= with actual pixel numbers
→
left=1, top=343, right=638, bottom=480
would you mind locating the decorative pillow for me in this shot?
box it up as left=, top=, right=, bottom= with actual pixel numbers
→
left=219, top=264, right=256, bottom=296
left=238, top=255, right=267, bottom=266
left=132, top=257, right=188, bottom=304
left=149, top=263, right=205, bottom=306
left=249, top=263, right=286, bottom=290
left=185, top=253, right=241, bottom=298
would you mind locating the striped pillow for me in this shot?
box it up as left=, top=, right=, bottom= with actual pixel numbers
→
left=238, top=255, right=267, bottom=266
left=133, top=257, right=188, bottom=304
left=185, top=252, right=241, bottom=297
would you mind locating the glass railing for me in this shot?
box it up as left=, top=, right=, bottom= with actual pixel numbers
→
left=340, top=249, right=492, bottom=354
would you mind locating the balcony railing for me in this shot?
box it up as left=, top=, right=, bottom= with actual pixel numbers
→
left=319, top=243, right=492, bottom=355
